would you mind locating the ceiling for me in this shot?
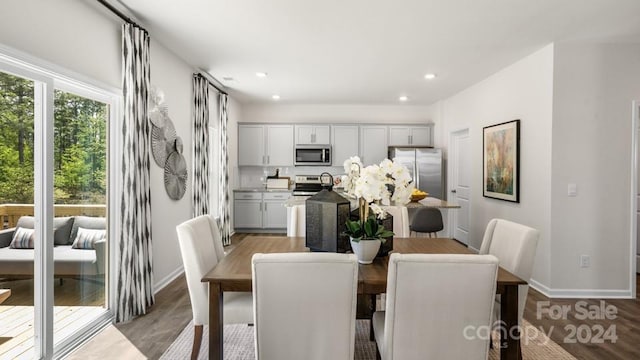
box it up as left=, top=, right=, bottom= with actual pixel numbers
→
left=117, top=0, right=640, bottom=105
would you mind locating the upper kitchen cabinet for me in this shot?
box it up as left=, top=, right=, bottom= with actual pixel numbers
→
left=360, top=125, right=388, bottom=165
left=388, top=125, right=433, bottom=147
left=332, top=125, right=359, bottom=166
left=295, top=125, right=330, bottom=145
left=238, top=124, right=294, bottom=166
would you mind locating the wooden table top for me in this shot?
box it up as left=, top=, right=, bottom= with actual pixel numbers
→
left=202, top=237, right=525, bottom=292
left=0, top=289, right=11, bottom=304
left=405, top=197, right=461, bottom=209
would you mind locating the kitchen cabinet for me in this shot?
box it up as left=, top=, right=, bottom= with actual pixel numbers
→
left=263, top=193, right=290, bottom=228
left=360, top=125, right=388, bottom=165
left=238, top=124, right=294, bottom=166
left=295, top=125, right=330, bottom=145
left=332, top=125, right=359, bottom=166
left=234, top=192, right=263, bottom=229
left=234, top=191, right=290, bottom=231
left=388, top=125, right=433, bottom=146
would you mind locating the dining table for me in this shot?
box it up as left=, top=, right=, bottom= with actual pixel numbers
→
left=202, top=236, right=526, bottom=360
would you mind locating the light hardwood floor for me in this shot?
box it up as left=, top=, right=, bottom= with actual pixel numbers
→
left=69, top=234, right=640, bottom=359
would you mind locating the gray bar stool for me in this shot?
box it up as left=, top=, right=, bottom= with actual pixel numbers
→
left=409, top=207, right=444, bottom=238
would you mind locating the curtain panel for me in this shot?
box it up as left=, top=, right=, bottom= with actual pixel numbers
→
left=218, top=94, right=231, bottom=245
left=192, top=74, right=210, bottom=217
left=117, top=23, right=154, bottom=323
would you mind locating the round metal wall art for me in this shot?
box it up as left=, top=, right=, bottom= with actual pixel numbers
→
left=164, top=151, right=188, bottom=200
left=151, top=117, right=177, bottom=167
left=149, top=85, right=188, bottom=200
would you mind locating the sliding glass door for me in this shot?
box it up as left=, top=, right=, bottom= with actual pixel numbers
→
left=0, top=51, right=118, bottom=359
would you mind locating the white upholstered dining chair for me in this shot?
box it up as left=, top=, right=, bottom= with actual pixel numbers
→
left=381, top=205, right=410, bottom=238
left=176, top=215, right=253, bottom=360
left=287, top=204, right=306, bottom=237
left=252, top=252, right=358, bottom=360
left=373, top=253, right=499, bottom=360
left=480, top=218, right=539, bottom=329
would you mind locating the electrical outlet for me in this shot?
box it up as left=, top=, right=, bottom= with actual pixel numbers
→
left=580, top=255, right=590, bottom=268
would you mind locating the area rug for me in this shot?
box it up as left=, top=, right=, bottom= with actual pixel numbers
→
left=160, top=319, right=576, bottom=359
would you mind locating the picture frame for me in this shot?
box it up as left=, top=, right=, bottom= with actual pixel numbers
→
left=483, top=119, right=520, bottom=202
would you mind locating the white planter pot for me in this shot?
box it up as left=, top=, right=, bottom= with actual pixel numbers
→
left=350, top=238, right=381, bottom=264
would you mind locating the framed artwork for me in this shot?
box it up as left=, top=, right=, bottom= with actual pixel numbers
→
left=483, top=119, right=520, bottom=202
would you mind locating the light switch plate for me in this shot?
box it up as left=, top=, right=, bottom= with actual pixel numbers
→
left=568, top=183, right=577, bottom=197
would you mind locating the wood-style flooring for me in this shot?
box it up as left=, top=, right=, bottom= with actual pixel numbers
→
left=71, top=234, right=640, bottom=359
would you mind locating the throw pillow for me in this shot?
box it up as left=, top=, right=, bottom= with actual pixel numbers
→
left=10, top=227, right=35, bottom=249
left=14, top=216, right=75, bottom=245
left=71, top=227, right=106, bottom=249
left=70, top=216, right=107, bottom=243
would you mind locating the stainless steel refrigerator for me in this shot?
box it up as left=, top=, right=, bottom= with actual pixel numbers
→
left=388, top=147, right=444, bottom=199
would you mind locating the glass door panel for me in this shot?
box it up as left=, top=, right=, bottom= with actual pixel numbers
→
left=52, top=89, right=108, bottom=345
left=0, top=70, right=36, bottom=358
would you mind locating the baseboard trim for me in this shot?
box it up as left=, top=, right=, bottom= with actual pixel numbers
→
left=154, top=266, right=184, bottom=294
left=529, top=278, right=632, bottom=299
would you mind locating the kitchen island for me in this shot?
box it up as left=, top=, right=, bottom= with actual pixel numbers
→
left=285, top=196, right=460, bottom=237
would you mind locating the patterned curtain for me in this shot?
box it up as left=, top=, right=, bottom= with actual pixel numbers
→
left=117, top=23, right=154, bottom=322
left=218, top=94, right=231, bottom=245
left=192, top=74, right=209, bottom=217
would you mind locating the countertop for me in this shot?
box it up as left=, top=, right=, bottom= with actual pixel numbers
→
left=284, top=196, right=460, bottom=209
left=234, top=188, right=292, bottom=193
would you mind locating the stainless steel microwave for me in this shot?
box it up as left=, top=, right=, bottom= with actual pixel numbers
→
left=295, top=145, right=331, bottom=166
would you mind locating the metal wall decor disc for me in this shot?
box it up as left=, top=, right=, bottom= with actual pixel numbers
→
left=164, top=151, right=188, bottom=200
left=149, top=104, right=168, bottom=128
left=151, top=118, right=177, bottom=167
left=174, top=137, right=183, bottom=154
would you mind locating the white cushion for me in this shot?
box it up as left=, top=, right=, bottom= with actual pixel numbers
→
left=252, top=252, right=358, bottom=360
left=287, top=204, right=306, bottom=237
left=176, top=215, right=253, bottom=326
left=381, top=206, right=410, bottom=238
left=479, top=218, right=539, bottom=324
left=374, top=253, right=499, bottom=360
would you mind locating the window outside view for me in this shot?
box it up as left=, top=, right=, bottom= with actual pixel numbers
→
left=0, top=71, right=108, bottom=357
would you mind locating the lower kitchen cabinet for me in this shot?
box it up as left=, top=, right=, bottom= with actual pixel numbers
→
left=234, top=191, right=290, bottom=231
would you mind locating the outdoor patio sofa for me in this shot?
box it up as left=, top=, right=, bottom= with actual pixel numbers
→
left=0, top=216, right=106, bottom=277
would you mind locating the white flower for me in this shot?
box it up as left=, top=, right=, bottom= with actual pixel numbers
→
left=343, top=155, right=413, bottom=220
left=369, top=203, right=387, bottom=220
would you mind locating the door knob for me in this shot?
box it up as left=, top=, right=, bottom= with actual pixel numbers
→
left=451, top=189, right=457, bottom=193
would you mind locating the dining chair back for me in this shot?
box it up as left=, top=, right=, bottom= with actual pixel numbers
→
left=176, top=215, right=253, bottom=359
left=409, top=207, right=444, bottom=237
left=252, top=252, right=358, bottom=360
left=373, top=253, right=499, bottom=360
left=381, top=205, right=410, bottom=237
left=479, top=218, right=539, bottom=324
left=287, top=204, right=306, bottom=237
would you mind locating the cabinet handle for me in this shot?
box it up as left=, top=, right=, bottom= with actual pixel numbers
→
left=267, top=155, right=270, bottom=164
left=408, top=135, right=411, bottom=144
left=259, top=202, right=262, bottom=211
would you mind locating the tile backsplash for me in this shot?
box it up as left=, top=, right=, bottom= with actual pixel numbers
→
left=239, top=166, right=345, bottom=188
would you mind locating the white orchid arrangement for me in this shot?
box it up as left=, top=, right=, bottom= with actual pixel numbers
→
left=341, top=156, right=414, bottom=241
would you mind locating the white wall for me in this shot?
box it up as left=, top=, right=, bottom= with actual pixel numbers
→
left=0, top=0, right=214, bottom=291
left=550, top=43, right=640, bottom=295
left=437, top=45, right=555, bottom=288
left=148, top=40, right=195, bottom=290
left=0, top=0, right=121, bottom=89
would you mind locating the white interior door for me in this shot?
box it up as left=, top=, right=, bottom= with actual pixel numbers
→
left=449, top=129, right=471, bottom=246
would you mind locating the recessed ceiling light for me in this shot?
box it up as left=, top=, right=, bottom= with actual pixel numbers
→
left=222, top=76, right=234, bottom=81
left=424, top=73, right=437, bottom=80
left=399, top=96, right=409, bottom=102
left=272, top=95, right=281, bottom=100
left=256, top=72, right=268, bottom=78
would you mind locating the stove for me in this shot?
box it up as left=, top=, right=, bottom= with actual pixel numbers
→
left=292, top=175, right=324, bottom=196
